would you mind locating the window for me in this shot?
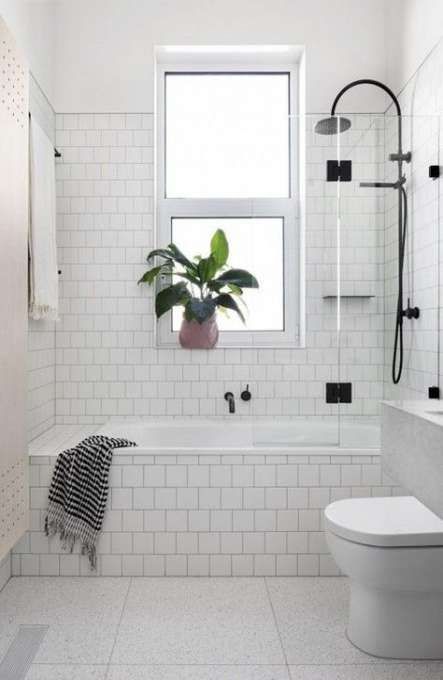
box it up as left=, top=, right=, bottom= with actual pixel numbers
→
left=165, top=73, right=289, bottom=198
left=156, top=47, right=303, bottom=347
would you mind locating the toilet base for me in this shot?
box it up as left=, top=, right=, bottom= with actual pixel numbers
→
left=348, top=580, right=443, bottom=659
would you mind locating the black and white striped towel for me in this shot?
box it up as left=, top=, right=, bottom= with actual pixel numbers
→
left=45, top=435, right=136, bottom=569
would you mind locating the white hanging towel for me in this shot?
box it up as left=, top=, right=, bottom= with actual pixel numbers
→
left=29, top=116, right=58, bottom=320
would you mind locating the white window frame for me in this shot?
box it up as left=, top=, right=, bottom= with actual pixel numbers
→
left=154, top=49, right=304, bottom=348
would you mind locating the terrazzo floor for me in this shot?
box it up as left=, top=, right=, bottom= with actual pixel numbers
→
left=0, top=577, right=442, bottom=679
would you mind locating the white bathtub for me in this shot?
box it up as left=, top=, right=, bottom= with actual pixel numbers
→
left=96, top=419, right=380, bottom=454
left=25, top=419, right=387, bottom=577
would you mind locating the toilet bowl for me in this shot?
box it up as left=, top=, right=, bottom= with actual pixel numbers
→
left=324, top=496, right=443, bottom=659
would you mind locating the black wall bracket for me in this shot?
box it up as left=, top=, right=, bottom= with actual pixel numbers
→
left=429, top=165, right=440, bottom=179
left=327, top=160, right=352, bottom=182
left=326, top=382, right=352, bottom=404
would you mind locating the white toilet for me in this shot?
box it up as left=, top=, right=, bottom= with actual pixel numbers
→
left=324, top=495, right=443, bottom=659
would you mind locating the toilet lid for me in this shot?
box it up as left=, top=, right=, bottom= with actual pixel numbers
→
left=325, top=496, right=443, bottom=547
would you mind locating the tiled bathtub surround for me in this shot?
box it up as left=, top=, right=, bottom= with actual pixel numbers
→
left=53, top=112, right=385, bottom=426
left=13, top=429, right=399, bottom=577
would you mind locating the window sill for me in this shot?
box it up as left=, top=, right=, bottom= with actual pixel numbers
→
left=155, top=335, right=304, bottom=350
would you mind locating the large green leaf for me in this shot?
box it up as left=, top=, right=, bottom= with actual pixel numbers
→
left=147, top=246, right=198, bottom=276
left=174, top=271, right=201, bottom=286
left=210, top=229, right=229, bottom=268
left=227, top=283, right=242, bottom=296
left=138, top=265, right=170, bottom=285
left=214, top=269, right=259, bottom=289
left=214, top=293, right=245, bottom=323
left=197, top=255, right=218, bottom=283
left=155, top=282, right=190, bottom=318
left=208, top=280, right=243, bottom=295
left=146, top=248, right=174, bottom=262
left=206, top=279, right=225, bottom=293
left=168, top=243, right=198, bottom=272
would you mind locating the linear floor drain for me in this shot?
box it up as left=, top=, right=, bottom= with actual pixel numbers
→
left=0, top=626, right=48, bottom=680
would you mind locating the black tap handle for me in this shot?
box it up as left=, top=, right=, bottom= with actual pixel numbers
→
left=241, top=385, right=252, bottom=402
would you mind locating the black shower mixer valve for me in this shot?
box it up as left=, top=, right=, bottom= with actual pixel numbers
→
left=402, top=298, right=420, bottom=320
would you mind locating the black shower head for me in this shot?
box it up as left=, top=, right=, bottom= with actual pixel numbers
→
left=314, top=116, right=352, bottom=135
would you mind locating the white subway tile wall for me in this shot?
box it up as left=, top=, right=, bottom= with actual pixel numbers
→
left=53, top=112, right=385, bottom=426
left=27, top=40, right=443, bottom=448
left=12, top=451, right=401, bottom=577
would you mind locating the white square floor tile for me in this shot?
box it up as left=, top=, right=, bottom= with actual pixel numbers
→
left=288, top=664, right=443, bottom=679
left=266, top=578, right=388, bottom=665
left=106, top=666, right=290, bottom=680
left=0, top=576, right=441, bottom=680
left=0, top=577, right=129, bottom=664
left=111, top=578, right=285, bottom=665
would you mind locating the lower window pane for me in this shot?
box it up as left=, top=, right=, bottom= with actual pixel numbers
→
left=171, top=217, right=284, bottom=332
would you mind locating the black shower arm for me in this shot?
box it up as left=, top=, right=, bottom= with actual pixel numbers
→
left=330, top=78, right=403, bottom=154
left=330, top=79, right=401, bottom=118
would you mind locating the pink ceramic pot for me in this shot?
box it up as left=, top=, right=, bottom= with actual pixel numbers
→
left=179, top=314, right=219, bottom=349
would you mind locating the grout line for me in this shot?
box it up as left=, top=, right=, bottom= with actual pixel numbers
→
left=264, top=576, right=290, bottom=672
left=104, top=576, right=132, bottom=680
left=30, top=660, right=442, bottom=667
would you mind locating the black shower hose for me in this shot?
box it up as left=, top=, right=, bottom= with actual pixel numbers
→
left=392, top=185, right=408, bottom=384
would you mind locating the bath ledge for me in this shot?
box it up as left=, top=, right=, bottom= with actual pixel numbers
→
left=29, top=423, right=380, bottom=458
left=382, top=400, right=443, bottom=430
left=28, top=425, right=99, bottom=457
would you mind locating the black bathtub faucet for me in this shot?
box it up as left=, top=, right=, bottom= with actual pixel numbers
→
left=224, top=392, right=235, bottom=414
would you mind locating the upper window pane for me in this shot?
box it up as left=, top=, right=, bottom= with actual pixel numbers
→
left=165, top=73, right=290, bottom=198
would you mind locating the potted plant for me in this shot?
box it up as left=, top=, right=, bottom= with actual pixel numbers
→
left=138, top=229, right=259, bottom=349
